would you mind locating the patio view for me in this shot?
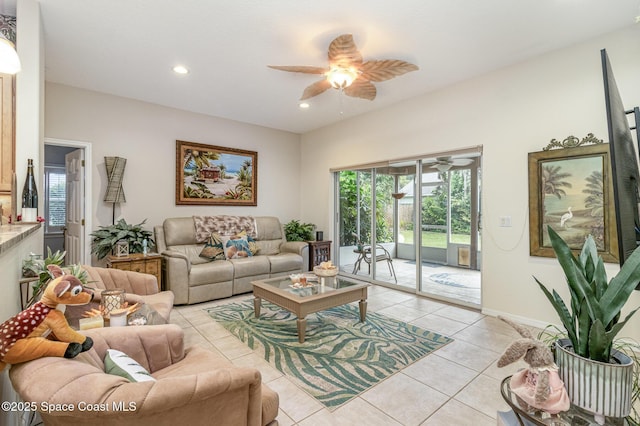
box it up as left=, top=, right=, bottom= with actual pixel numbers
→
left=335, top=153, right=482, bottom=307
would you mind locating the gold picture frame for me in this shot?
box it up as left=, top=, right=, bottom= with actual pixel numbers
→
left=176, top=140, right=257, bottom=206
left=528, top=142, right=618, bottom=262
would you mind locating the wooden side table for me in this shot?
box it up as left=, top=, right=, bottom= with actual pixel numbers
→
left=106, top=253, right=163, bottom=291
left=308, top=240, right=331, bottom=271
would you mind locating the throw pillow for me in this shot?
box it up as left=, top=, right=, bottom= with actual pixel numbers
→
left=235, top=230, right=260, bottom=255
left=199, top=232, right=226, bottom=261
left=104, top=349, right=156, bottom=383
left=221, top=235, right=253, bottom=259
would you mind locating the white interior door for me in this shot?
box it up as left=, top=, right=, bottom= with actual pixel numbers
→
left=65, top=149, right=85, bottom=264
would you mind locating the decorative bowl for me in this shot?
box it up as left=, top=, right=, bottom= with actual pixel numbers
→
left=313, top=266, right=338, bottom=277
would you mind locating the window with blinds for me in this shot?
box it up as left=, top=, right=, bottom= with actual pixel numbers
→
left=45, top=166, right=66, bottom=233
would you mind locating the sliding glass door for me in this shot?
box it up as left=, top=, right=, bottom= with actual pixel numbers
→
left=334, top=150, right=482, bottom=307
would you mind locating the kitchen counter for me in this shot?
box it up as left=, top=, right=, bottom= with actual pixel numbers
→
left=0, top=223, right=41, bottom=255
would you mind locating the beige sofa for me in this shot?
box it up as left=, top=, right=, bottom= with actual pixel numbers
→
left=155, top=216, right=308, bottom=305
left=10, top=324, right=279, bottom=426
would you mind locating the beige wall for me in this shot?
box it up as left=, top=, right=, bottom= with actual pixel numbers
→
left=300, top=26, right=640, bottom=339
left=45, top=83, right=303, bottom=237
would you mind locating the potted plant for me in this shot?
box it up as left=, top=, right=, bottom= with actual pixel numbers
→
left=284, top=219, right=316, bottom=242
left=534, top=226, right=640, bottom=422
left=90, top=218, right=155, bottom=260
left=22, top=248, right=90, bottom=307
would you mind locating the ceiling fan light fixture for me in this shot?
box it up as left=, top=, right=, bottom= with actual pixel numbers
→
left=172, top=65, right=189, bottom=75
left=0, top=32, right=20, bottom=74
left=435, top=163, right=452, bottom=172
left=327, top=66, right=358, bottom=89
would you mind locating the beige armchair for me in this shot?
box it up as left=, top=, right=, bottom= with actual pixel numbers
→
left=9, top=324, right=279, bottom=426
left=81, top=265, right=174, bottom=322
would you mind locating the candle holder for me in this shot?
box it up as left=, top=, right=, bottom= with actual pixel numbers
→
left=100, top=289, right=125, bottom=318
left=114, top=240, right=129, bottom=257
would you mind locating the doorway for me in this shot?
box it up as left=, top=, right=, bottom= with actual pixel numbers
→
left=335, top=149, right=482, bottom=308
left=43, top=138, right=92, bottom=265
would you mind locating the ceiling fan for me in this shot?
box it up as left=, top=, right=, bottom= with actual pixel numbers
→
left=268, top=34, right=418, bottom=101
left=425, top=156, right=474, bottom=172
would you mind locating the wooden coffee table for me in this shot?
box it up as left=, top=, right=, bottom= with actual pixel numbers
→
left=252, top=275, right=370, bottom=343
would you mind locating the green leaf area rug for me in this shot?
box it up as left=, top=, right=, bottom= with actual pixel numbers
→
left=206, top=300, right=453, bottom=410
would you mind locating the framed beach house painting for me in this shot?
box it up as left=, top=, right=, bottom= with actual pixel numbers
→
left=176, top=140, right=257, bottom=206
left=528, top=141, right=618, bottom=262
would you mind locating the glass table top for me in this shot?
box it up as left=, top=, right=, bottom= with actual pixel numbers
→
left=259, top=274, right=367, bottom=297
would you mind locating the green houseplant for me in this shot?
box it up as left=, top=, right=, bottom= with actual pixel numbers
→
left=90, top=218, right=155, bottom=260
left=22, top=248, right=90, bottom=308
left=284, top=220, right=316, bottom=242
left=534, top=225, right=640, bottom=421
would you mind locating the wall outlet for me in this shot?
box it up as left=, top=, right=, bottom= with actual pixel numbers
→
left=499, top=216, right=512, bottom=227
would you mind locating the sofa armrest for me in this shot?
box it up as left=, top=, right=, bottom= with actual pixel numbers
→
left=161, top=249, right=191, bottom=271
left=161, top=250, right=191, bottom=305
left=280, top=241, right=308, bottom=256
left=83, top=324, right=185, bottom=372
left=122, top=367, right=263, bottom=421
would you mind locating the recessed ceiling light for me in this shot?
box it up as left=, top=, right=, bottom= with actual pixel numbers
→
left=173, top=65, right=189, bottom=75
left=299, top=102, right=310, bottom=109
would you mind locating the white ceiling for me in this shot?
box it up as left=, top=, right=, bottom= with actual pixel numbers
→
left=31, top=0, right=640, bottom=134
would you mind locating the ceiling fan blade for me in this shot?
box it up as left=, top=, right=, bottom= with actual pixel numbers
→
left=268, top=65, right=329, bottom=74
left=344, top=79, right=376, bottom=101
left=360, top=60, right=419, bottom=82
left=301, top=79, right=332, bottom=100
left=328, top=34, right=363, bottom=68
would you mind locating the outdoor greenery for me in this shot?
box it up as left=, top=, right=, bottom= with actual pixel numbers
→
left=338, top=171, right=394, bottom=246
left=340, top=169, right=472, bottom=246
left=534, top=226, right=640, bottom=362
left=284, top=220, right=316, bottom=241
left=90, top=218, right=155, bottom=260
left=421, top=170, right=471, bottom=235
left=399, top=230, right=470, bottom=248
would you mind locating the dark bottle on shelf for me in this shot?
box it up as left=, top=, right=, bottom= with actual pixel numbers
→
left=21, top=158, right=38, bottom=222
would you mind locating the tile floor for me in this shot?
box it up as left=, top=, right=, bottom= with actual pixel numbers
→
left=345, top=259, right=481, bottom=307
left=172, top=284, right=529, bottom=426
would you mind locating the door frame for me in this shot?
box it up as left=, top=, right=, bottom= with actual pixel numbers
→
left=44, top=137, right=92, bottom=265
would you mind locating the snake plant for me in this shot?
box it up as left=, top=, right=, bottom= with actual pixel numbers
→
left=534, top=226, right=640, bottom=362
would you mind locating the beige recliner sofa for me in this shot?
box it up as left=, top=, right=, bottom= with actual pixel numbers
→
left=9, top=324, right=279, bottom=426
left=82, top=265, right=174, bottom=322
left=155, top=216, right=308, bottom=305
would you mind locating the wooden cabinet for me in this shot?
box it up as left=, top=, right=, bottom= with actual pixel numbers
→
left=107, top=253, right=163, bottom=291
left=0, top=72, right=14, bottom=193
left=308, top=240, right=331, bottom=271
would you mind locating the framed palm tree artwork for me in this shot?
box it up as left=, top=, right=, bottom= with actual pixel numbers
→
left=176, top=140, right=258, bottom=206
left=528, top=138, right=618, bottom=262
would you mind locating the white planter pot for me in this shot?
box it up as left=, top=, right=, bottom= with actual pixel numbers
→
left=555, top=338, right=633, bottom=421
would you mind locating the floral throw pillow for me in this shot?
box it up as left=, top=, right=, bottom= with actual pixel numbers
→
left=235, top=230, right=260, bottom=255
left=199, top=232, right=226, bottom=261
left=222, top=235, right=253, bottom=259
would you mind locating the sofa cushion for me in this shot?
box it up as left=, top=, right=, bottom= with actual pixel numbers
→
left=104, top=349, right=156, bottom=383
left=189, top=261, right=234, bottom=286
left=256, top=239, right=281, bottom=256
left=230, top=256, right=270, bottom=278
left=268, top=253, right=304, bottom=274
left=172, top=244, right=210, bottom=265
left=164, top=217, right=199, bottom=246
left=200, top=233, right=226, bottom=261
